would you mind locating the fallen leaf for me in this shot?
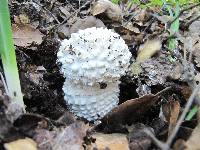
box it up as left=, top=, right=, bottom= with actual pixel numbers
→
left=12, top=24, right=44, bottom=47
left=189, top=20, right=200, bottom=35
left=178, top=85, right=192, bottom=101
left=90, top=133, right=129, bottom=150
left=34, top=122, right=89, bottom=150
left=136, top=39, right=161, bottom=63
left=69, top=16, right=105, bottom=34
left=14, top=113, right=53, bottom=135
left=162, top=101, right=180, bottom=136
left=14, top=14, right=30, bottom=24
left=123, top=22, right=140, bottom=33
left=0, top=113, right=24, bottom=143
left=91, top=0, right=122, bottom=22
left=4, top=138, right=37, bottom=150
left=185, top=123, right=200, bottom=150
left=141, top=54, right=175, bottom=86
left=102, top=87, right=170, bottom=125
left=173, top=139, right=187, bottom=150
left=127, top=124, right=154, bottom=150
left=59, top=6, right=71, bottom=18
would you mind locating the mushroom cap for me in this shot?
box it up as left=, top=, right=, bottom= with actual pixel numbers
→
left=57, top=27, right=132, bottom=85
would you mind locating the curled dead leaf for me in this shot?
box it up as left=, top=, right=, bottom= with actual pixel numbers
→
left=34, top=122, right=90, bottom=150
left=90, top=133, right=129, bottom=150
left=91, top=0, right=122, bottom=22
left=70, top=16, right=105, bottom=34
left=12, top=24, right=44, bottom=47
left=123, top=22, right=140, bottom=33
left=127, top=124, right=153, bottom=150
left=4, top=138, right=37, bottom=150
left=162, top=101, right=180, bottom=136
left=136, top=39, right=161, bottom=63
left=102, top=87, right=170, bottom=125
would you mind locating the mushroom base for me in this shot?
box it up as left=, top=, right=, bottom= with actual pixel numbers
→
left=63, top=79, right=120, bottom=121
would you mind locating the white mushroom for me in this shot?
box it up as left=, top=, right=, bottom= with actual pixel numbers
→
left=57, top=27, right=132, bottom=121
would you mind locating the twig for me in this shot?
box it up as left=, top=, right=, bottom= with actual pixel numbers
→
left=165, top=84, right=200, bottom=149
left=32, top=0, right=60, bottom=24
left=0, top=72, right=9, bottom=95
left=144, top=129, right=168, bottom=150
left=145, top=84, right=200, bottom=150
left=184, top=15, right=200, bottom=29
left=169, top=2, right=200, bottom=26
left=56, top=0, right=93, bottom=29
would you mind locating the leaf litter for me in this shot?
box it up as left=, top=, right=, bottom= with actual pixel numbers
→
left=1, top=0, right=200, bottom=150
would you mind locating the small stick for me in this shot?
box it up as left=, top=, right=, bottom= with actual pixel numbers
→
left=165, top=84, right=200, bottom=149
left=144, top=129, right=168, bottom=150
left=56, top=0, right=93, bottom=29
left=0, top=72, right=9, bottom=95
left=169, top=2, right=200, bottom=26
left=184, top=15, right=200, bottom=29
left=33, top=0, right=60, bottom=24
left=145, top=84, right=200, bottom=150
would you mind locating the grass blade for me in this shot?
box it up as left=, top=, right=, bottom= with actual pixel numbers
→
left=0, top=0, right=25, bottom=110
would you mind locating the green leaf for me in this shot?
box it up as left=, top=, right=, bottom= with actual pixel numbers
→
left=0, top=0, right=25, bottom=109
left=185, top=105, right=199, bottom=121
left=167, top=1, right=180, bottom=52
left=111, top=0, right=120, bottom=4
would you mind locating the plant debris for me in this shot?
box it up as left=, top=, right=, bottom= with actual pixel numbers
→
left=12, top=24, right=44, bottom=47
left=4, top=138, right=37, bottom=150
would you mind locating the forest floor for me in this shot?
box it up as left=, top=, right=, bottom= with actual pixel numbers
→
left=1, top=0, right=200, bottom=150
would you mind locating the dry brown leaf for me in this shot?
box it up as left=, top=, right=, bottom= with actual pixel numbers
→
left=123, top=22, right=140, bottom=33
left=34, top=122, right=89, bottom=150
left=162, top=101, right=180, bottom=136
left=14, top=14, right=30, bottom=24
left=12, top=24, right=44, bottom=47
left=136, top=39, right=161, bottom=63
left=127, top=124, right=153, bottom=150
left=90, top=133, right=129, bottom=150
left=102, top=94, right=158, bottom=125
left=4, top=138, right=37, bottom=150
left=59, top=6, right=71, bottom=18
left=102, top=87, right=170, bottom=125
left=179, top=85, right=192, bottom=101
left=185, top=123, right=200, bottom=150
left=141, top=54, right=175, bottom=86
left=91, top=0, right=108, bottom=16
left=69, top=16, right=105, bottom=34
left=91, top=0, right=122, bottom=22
left=173, top=139, right=187, bottom=150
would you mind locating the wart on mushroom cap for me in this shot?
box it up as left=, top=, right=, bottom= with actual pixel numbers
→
left=58, top=27, right=132, bottom=121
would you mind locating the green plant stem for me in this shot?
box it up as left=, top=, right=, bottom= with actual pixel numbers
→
left=0, top=0, right=25, bottom=110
